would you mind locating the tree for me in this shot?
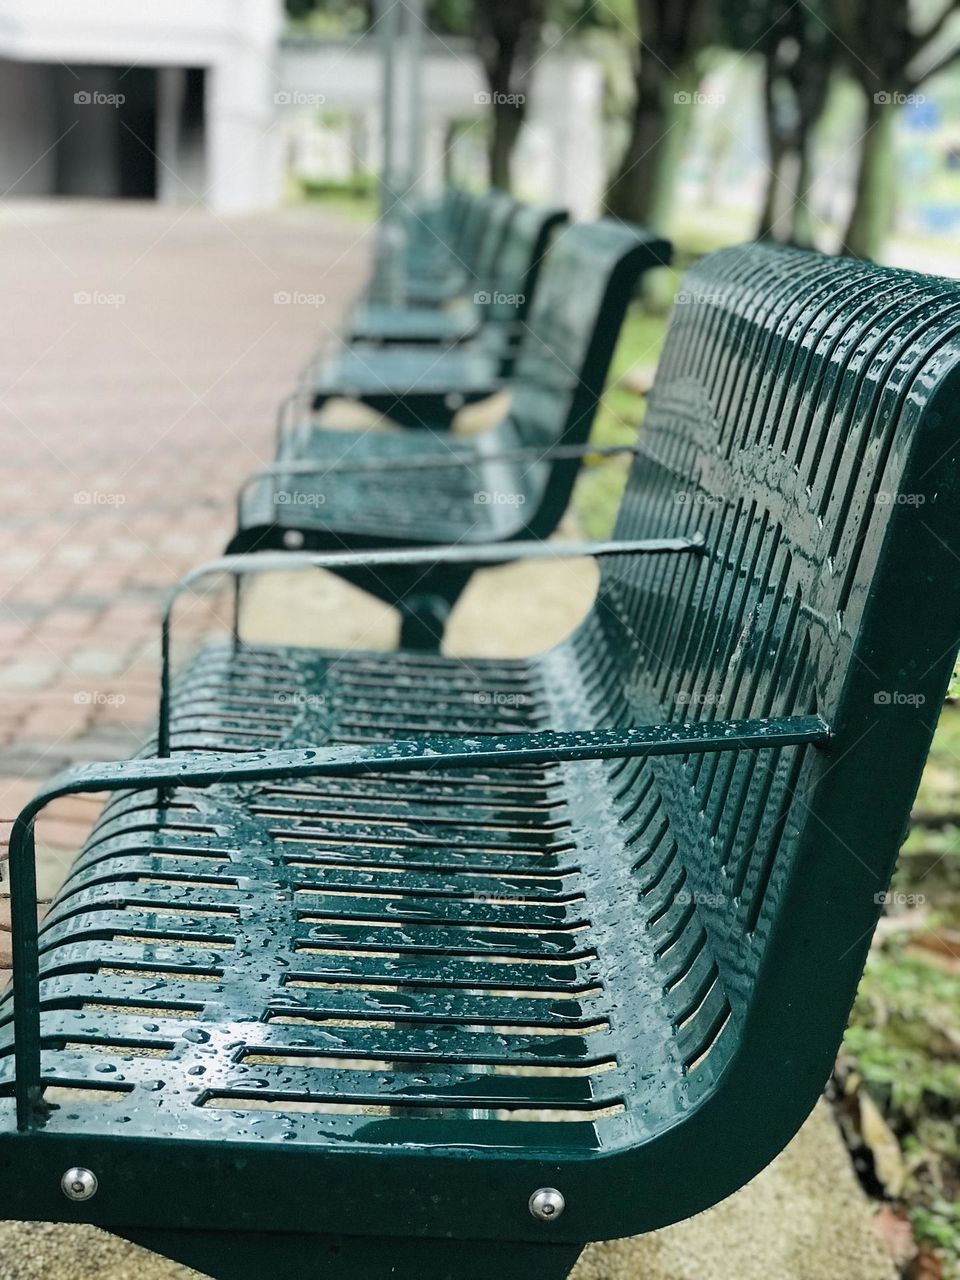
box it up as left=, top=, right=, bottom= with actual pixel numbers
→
left=472, top=0, right=549, bottom=189
left=831, top=0, right=960, bottom=259
left=727, top=0, right=837, bottom=247
left=603, top=0, right=717, bottom=229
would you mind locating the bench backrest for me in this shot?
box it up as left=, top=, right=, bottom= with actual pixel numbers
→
left=502, top=220, right=670, bottom=534
left=577, top=244, right=960, bottom=1202
left=467, top=192, right=519, bottom=284
left=485, top=204, right=569, bottom=327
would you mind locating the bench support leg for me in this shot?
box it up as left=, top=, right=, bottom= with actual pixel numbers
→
left=397, top=593, right=452, bottom=650
left=116, top=1228, right=584, bottom=1280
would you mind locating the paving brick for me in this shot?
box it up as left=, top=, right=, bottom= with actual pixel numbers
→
left=0, top=197, right=366, bottom=963
left=0, top=661, right=59, bottom=691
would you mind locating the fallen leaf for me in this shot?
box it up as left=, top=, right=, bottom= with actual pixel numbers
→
left=872, top=1206, right=916, bottom=1269
left=906, top=1244, right=943, bottom=1280
left=619, top=365, right=655, bottom=396
left=859, top=1090, right=907, bottom=1197
left=906, top=930, right=960, bottom=974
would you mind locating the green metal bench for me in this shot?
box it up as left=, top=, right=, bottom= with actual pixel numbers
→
left=300, top=203, right=569, bottom=430
left=349, top=192, right=519, bottom=347
left=4, top=245, right=960, bottom=1280
left=235, top=221, right=669, bottom=647
left=369, top=187, right=481, bottom=297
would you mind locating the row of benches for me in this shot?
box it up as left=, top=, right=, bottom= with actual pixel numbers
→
left=2, top=190, right=960, bottom=1280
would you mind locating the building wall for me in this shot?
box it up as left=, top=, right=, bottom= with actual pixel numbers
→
left=0, top=0, right=285, bottom=212
left=0, top=7, right=606, bottom=217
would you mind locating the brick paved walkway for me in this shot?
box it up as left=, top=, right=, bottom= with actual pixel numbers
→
left=0, top=199, right=367, bottom=952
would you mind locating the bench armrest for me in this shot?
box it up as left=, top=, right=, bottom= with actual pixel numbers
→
left=237, top=441, right=642, bottom=518
left=5, top=714, right=830, bottom=1130
left=159, top=536, right=706, bottom=755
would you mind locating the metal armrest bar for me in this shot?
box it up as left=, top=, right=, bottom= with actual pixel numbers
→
left=8, top=713, right=830, bottom=1130
left=238, top=442, right=642, bottom=518
left=158, top=536, right=706, bottom=757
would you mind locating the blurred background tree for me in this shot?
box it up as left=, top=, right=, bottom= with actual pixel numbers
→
left=725, top=0, right=837, bottom=247
left=284, top=0, right=960, bottom=263
left=603, top=0, right=717, bottom=229
left=832, top=0, right=960, bottom=259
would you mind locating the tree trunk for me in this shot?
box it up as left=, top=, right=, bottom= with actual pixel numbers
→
left=842, top=91, right=897, bottom=260
left=756, top=51, right=784, bottom=240
left=790, top=134, right=816, bottom=247
left=489, top=100, right=522, bottom=190
left=604, top=62, right=695, bottom=230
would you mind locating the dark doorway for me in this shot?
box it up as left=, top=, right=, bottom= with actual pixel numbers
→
left=52, top=64, right=158, bottom=199
left=117, top=68, right=158, bottom=198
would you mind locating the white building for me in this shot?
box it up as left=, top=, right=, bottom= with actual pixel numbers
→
left=0, top=0, right=605, bottom=217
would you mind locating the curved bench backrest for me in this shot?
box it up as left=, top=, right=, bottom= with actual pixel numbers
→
left=575, top=244, right=960, bottom=1220
left=504, top=220, right=671, bottom=534
left=485, top=204, right=568, bottom=326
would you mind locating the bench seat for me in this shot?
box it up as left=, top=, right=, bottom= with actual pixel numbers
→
left=307, top=342, right=505, bottom=429
left=17, top=639, right=697, bottom=1149
left=239, top=424, right=544, bottom=548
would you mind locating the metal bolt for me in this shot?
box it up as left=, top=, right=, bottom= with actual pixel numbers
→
left=61, top=1167, right=98, bottom=1202
left=529, top=1187, right=565, bottom=1222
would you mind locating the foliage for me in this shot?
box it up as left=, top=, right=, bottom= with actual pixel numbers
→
left=829, top=0, right=960, bottom=258
left=840, top=695, right=960, bottom=1276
